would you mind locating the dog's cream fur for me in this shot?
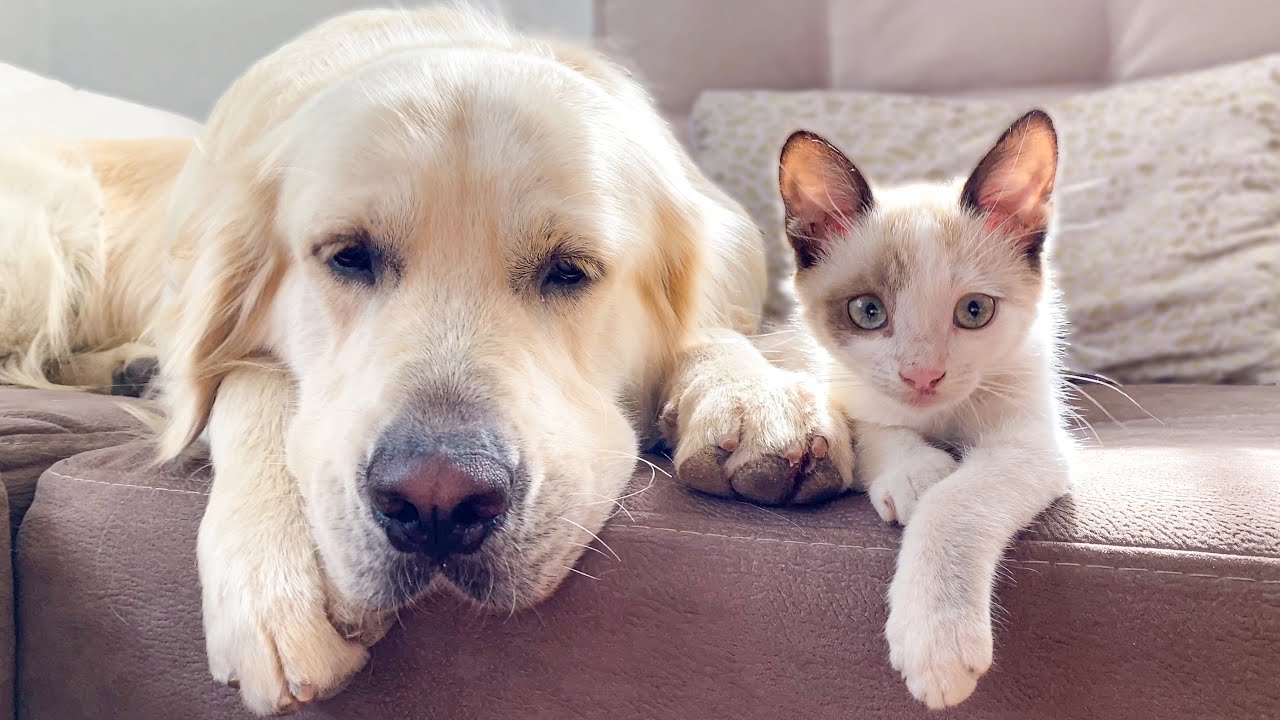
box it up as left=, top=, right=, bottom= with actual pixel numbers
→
left=0, top=8, right=855, bottom=714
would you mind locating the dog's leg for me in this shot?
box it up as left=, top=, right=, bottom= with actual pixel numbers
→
left=659, top=328, right=856, bottom=505
left=199, top=364, right=377, bottom=716
left=51, top=342, right=159, bottom=395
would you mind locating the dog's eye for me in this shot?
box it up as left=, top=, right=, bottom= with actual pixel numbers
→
left=540, top=257, right=590, bottom=294
left=328, top=241, right=376, bottom=284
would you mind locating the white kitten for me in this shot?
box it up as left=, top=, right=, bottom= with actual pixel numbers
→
left=775, top=111, right=1075, bottom=708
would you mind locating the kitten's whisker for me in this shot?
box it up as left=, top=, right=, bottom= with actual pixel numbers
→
left=750, top=328, right=802, bottom=339
left=1063, top=373, right=1162, bottom=425
left=1057, top=177, right=1110, bottom=195
left=1061, top=406, right=1102, bottom=445
left=1068, top=384, right=1125, bottom=428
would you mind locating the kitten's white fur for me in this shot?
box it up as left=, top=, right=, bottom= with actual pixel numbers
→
left=774, top=115, right=1075, bottom=708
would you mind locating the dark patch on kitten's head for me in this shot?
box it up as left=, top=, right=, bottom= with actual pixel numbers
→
left=778, top=130, right=874, bottom=269
left=815, top=241, right=918, bottom=341
left=1018, top=228, right=1049, bottom=266
left=960, top=109, right=1058, bottom=270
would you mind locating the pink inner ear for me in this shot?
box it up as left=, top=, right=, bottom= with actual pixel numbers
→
left=808, top=208, right=849, bottom=239
left=787, top=180, right=859, bottom=243
left=975, top=166, right=1051, bottom=236
left=983, top=212, right=1010, bottom=233
left=798, top=194, right=854, bottom=240
left=779, top=132, right=872, bottom=262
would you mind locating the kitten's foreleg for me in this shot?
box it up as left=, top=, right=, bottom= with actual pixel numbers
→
left=885, top=432, right=1070, bottom=708
left=856, top=423, right=958, bottom=524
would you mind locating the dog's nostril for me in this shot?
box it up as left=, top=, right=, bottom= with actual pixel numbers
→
left=373, top=493, right=418, bottom=525
left=453, top=489, right=508, bottom=527
left=367, top=452, right=512, bottom=559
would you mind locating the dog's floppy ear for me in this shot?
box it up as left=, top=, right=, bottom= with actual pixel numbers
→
left=643, top=181, right=709, bottom=356
left=153, top=153, right=284, bottom=460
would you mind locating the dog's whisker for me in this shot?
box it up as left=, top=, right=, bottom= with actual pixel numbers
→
left=556, top=516, right=621, bottom=562
left=563, top=566, right=601, bottom=582
left=565, top=492, right=636, bottom=523
left=564, top=540, right=610, bottom=559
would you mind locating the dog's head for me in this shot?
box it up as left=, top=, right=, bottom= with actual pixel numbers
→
left=154, top=10, right=724, bottom=612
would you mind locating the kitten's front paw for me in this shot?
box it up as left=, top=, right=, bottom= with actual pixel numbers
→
left=662, top=369, right=854, bottom=505
left=869, top=445, right=957, bottom=525
left=885, top=562, right=993, bottom=709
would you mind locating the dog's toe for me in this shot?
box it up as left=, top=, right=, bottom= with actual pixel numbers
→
left=729, top=455, right=796, bottom=505
left=791, top=455, right=845, bottom=505
left=110, top=356, right=159, bottom=397
left=675, top=446, right=734, bottom=497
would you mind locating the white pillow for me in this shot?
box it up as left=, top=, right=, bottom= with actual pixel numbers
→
left=690, top=56, right=1280, bottom=385
left=0, top=63, right=199, bottom=138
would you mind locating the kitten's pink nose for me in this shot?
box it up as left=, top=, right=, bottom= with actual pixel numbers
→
left=900, top=367, right=946, bottom=391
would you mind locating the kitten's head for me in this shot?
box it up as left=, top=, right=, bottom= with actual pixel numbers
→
left=779, top=110, right=1058, bottom=421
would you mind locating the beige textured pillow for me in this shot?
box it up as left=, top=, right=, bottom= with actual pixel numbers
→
left=691, top=56, right=1280, bottom=384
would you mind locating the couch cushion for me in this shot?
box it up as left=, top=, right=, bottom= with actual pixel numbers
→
left=0, top=468, right=12, bottom=720
left=14, top=384, right=1280, bottom=719
left=0, top=389, right=149, bottom=535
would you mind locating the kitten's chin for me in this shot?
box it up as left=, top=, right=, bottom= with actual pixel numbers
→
left=882, top=386, right=969, bottom=423
left=903, top=391, right=944, bottom=408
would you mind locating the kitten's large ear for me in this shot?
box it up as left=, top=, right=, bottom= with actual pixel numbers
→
left=961, top=110, right=1058, bottom=259
left=779, top=131, right=874, bottom=269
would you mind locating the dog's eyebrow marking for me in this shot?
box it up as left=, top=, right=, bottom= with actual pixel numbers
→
left=309, top=228, right=371, bottom=257
left=508, top=217, right=605, bottom=290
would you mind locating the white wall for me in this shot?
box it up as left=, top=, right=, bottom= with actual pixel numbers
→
left=0, top=0, right=593, bottom=119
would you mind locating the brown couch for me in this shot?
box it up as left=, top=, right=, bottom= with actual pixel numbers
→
left=1, top=383, right=1277, bottom=719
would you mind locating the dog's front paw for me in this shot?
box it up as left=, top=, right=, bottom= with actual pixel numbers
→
left=868, top=445, right=957, bottom=526
left=662, top=369, right=854, bottom=505
left=199, top=518, right=374, bottom=715
left=885, top=561, right=993, bottom=709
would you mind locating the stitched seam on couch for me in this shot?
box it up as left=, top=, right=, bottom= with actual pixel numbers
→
left=39, top=470, right=1280, bottom=586
left=44, top=469, right=208, bottom=496
left=608, top=525, right=1280, bottom=586
left=0, top=435, right=140, bottom=447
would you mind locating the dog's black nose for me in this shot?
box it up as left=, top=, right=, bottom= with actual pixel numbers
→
left=367, top=452, right=511, bottom=558
left=365, top=402, right=516, bottom=560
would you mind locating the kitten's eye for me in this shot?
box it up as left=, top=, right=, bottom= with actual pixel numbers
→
left=954, top=293, right=996, bottom=329
left=540, top=256, right=591, bottom=294
left=848, top=294, right=888, bottom=330
left=328, top=241, right=376, bottom=285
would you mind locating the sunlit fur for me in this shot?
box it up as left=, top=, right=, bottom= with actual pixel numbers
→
left=0, top=8, right=767, bottom=714
left=151, top=7, right=766, bottom=615
left=794, top=179, right=1060, bottom=438
left=0, top=139, right=185, bottom=391
left=781, top=114, right=1074, bottom=710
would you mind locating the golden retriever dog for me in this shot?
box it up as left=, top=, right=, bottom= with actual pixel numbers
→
left=0, top=7, right=855, bottom=714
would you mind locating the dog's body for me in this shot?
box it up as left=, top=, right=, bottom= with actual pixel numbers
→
left=0, top=138, right=186, bottom=392
left=0, top=8, right=854, bottom=714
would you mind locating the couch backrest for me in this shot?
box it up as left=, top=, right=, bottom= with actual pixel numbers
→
left=594, top=0, right=1280, bottom=121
